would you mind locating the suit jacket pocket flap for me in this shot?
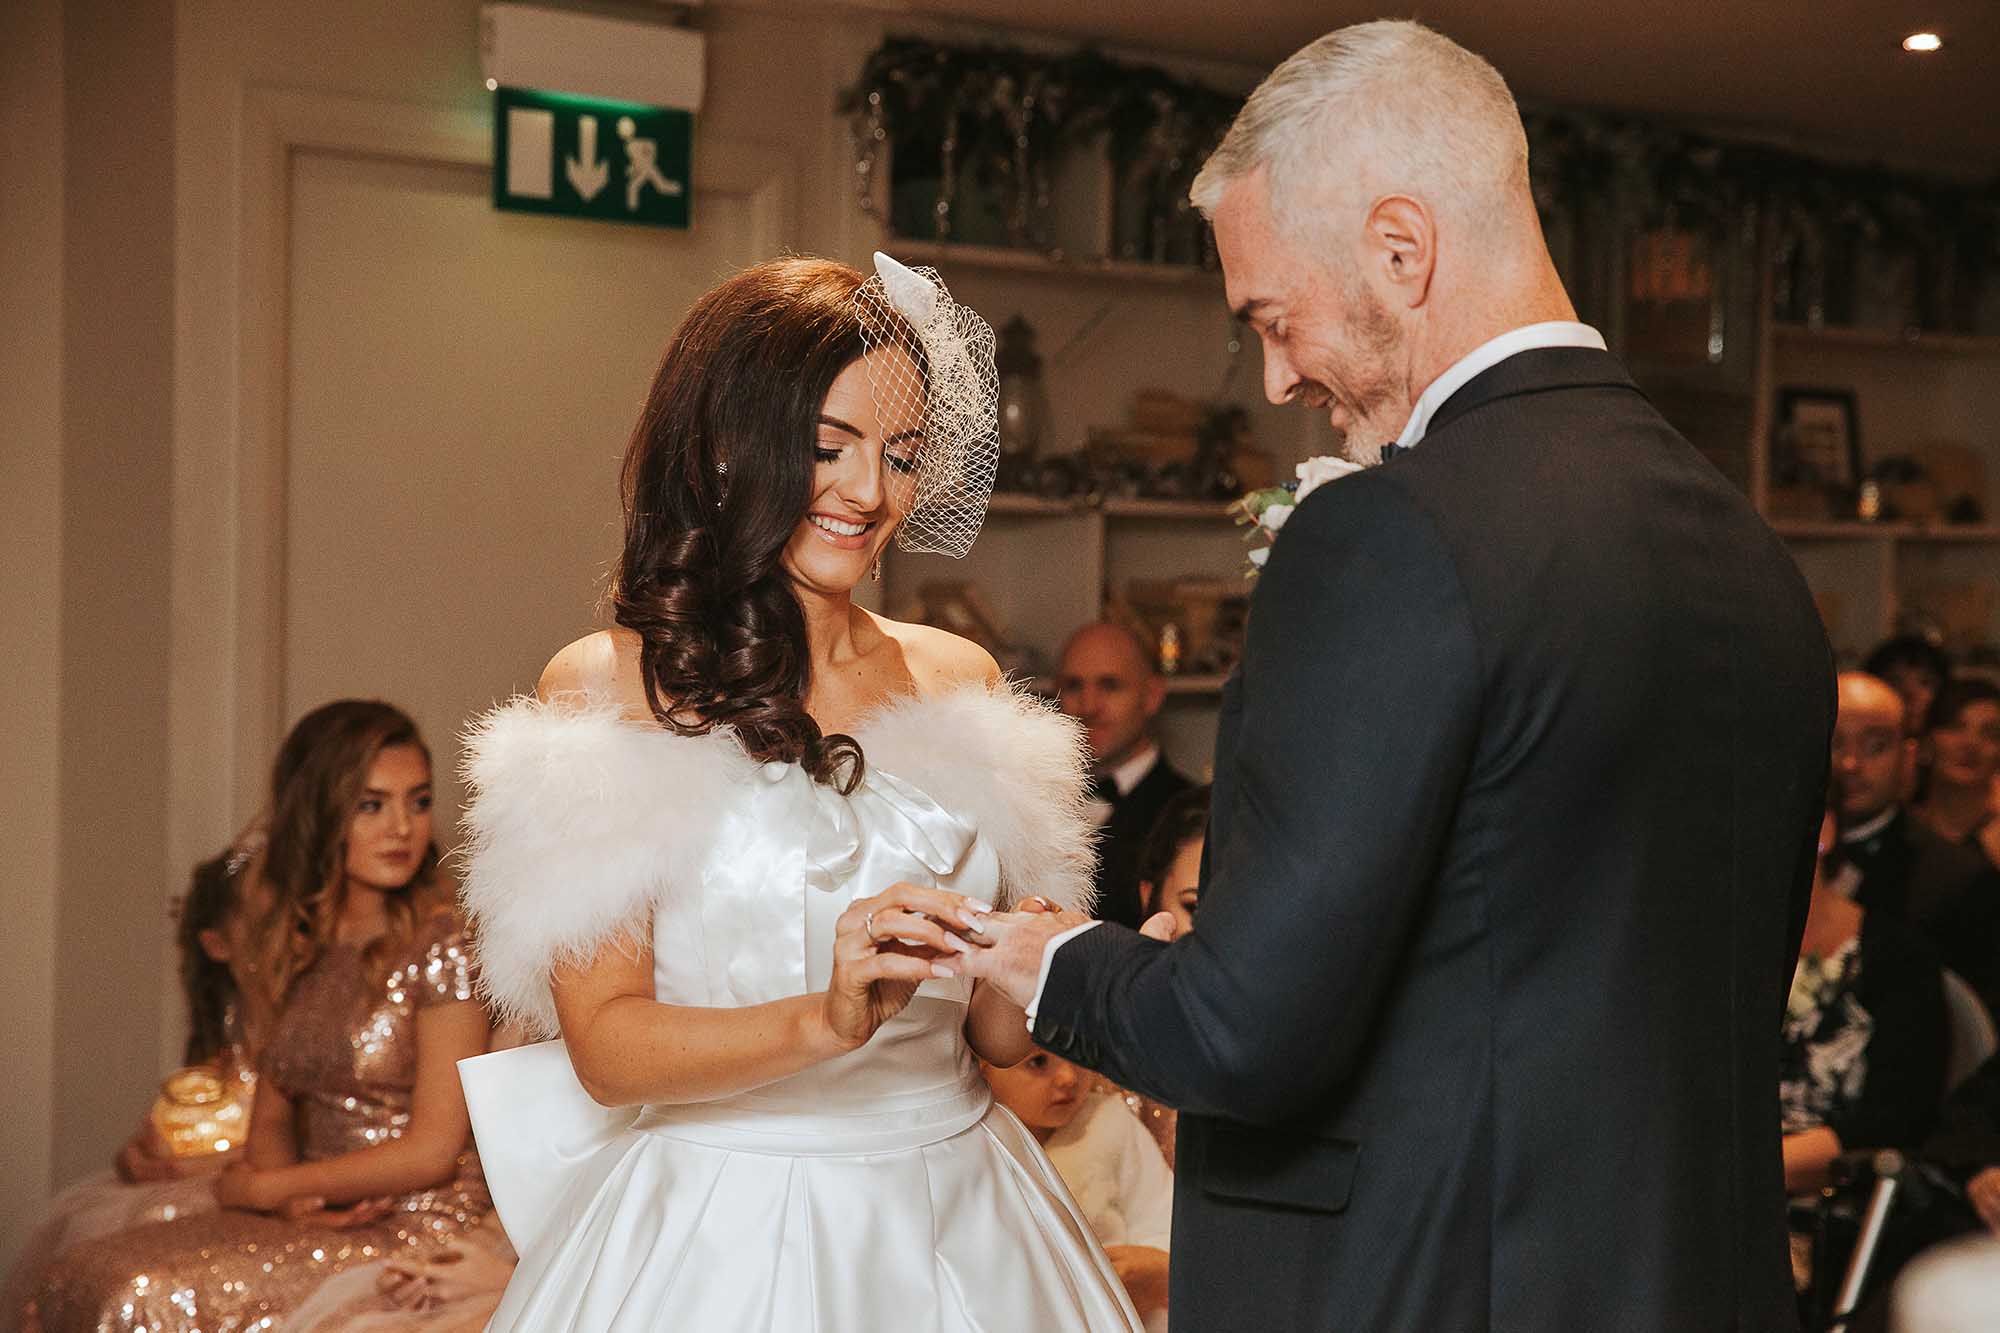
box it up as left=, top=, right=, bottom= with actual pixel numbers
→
left=1202, top=1126, right=1359, bottom=1214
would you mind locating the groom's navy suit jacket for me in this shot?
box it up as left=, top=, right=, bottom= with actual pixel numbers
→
left=1036, top=348, right=1834, bottom=1331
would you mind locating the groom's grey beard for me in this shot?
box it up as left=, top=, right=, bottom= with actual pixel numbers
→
left=1325, top=276, right=1408, bottom=465
left=1346, top=425, right=1415, bottom=466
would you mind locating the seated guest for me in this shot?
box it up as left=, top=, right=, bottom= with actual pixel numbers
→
left=1866, top=634, right=1955, bottom=743
left=1785, top=806, right=1948, bottom=1190
left=31, top=700, right=495, bottom=1333
left=1786, top=804, right=1948, bottom=1294
left=1834, top=671, right=2000, bottom=1012
left=6, top=836, right=276, bottom=1320
left=983, top=1051, right=1174, bottom=1331
left=1088, top=785, right=1212, bottom=1167
left=1867, top=634, right=1955, bottom=804
left=1056, top=621, right=1194, bottom=929
left=1914, top=678, right=2000, bottom=871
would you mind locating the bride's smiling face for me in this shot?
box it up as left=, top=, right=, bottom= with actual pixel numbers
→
left=782, top=348, right=924, bottom=596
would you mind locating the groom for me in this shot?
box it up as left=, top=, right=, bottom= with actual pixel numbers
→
left=962, top=20, right=1833, bottom=1331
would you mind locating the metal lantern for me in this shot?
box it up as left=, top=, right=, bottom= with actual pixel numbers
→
left=994, top=315, right=1050, bottom=473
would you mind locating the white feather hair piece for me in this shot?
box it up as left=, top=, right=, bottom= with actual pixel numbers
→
left=456, top=682, right=1097, bottom=1037
left=873, top=250, right=940, bottom=326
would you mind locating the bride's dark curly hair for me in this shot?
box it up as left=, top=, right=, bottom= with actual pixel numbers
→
left=614, top=256, right=881, bottom=791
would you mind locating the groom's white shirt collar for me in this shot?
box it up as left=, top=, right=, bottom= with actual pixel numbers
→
left=1026, top=320, right=1610, bottom=1033
left=1392, top=321, right=1606, bottom=453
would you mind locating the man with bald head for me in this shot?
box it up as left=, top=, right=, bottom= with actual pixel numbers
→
left=959, top=19, right=1834, bottom=1330
left=1056, top=622, right=1195, bottom=930
left=1835, top=670, right=2000, bottom=1008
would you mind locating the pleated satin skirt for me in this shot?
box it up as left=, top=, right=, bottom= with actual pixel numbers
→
left=484, top=1081, right=1143, bottom=1332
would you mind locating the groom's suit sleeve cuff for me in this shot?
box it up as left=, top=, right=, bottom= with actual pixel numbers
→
left=1023, top=921, right=1100, bottom=1032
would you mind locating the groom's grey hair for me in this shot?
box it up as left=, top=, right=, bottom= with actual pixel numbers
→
left=1190, top=20, right=1530, bottom=245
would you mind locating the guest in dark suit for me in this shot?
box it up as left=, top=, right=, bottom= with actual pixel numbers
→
left=1056, top=622, right=1195, bottom=929
left=958, top=19, right=1834, bottom=1331
left=1835, top=670, right=2000, bottom=1012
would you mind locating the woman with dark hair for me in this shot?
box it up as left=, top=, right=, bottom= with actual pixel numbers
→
left=6, top=839, right=275, bottom=1321
left=1864, top=634, right=1955, bottom=739
left=1915, top=677, right=2000, bottom=868
left=457, top=254, right=1138, bottom=1328
left=32, top=701, right=498, bottom=1333
left=1133, top=783, right=1210, bottom=941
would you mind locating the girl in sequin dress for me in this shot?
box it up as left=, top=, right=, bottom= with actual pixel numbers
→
left=31, top=701, right=496, bottom=1333
left=6, top=838, right=275, bottom=1322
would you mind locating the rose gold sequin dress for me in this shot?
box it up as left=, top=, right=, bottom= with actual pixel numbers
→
left=32, top=910, right=493, bottom=1333
left=4, top=1051, right=256, bottom=1325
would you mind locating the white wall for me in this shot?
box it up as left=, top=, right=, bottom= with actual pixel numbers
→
left=0, top=0, right=67, bottom=1277
left=54, top=0, right=179, bottom=1192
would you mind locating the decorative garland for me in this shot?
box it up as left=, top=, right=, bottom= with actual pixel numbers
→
left=841, top=36, right=2000, bottom=329
left=839, top=38, right=1240, bottom=255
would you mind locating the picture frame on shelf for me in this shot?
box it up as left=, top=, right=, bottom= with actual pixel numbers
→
left=1774, top=387, right=1862, bottom=491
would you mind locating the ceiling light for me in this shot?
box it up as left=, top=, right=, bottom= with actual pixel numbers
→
left=486, top=78, right=499, bottom=90
left=1902, top=32, right=1942, bottom=53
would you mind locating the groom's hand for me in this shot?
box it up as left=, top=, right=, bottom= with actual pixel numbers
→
left=956, top=903, right=1083, bottom=1011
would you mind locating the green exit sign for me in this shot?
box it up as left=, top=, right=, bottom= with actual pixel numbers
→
left=493, top=87, right=691, bottom=229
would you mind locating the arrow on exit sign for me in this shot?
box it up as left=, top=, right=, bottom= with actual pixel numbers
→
left=493, top=86, right=691, bottom=229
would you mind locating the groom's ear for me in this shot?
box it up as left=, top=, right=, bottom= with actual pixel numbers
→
left=1361, top=194, right=1435, bottom=309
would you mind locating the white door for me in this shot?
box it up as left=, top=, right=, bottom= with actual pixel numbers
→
left=284, top=146, right=769, bottom=820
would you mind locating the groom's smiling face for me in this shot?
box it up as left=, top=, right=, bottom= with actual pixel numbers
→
left=1216, top=169, right=1410, bottom=460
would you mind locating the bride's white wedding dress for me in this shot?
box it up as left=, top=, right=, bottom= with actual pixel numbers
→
left=456, top=683, right=1142, bottom=1331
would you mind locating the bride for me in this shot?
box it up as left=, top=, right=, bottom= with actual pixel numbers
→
left=457, top=253, right=1143, bottom=1329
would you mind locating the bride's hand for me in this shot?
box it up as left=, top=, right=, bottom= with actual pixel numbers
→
left=822, top=883, right=992, bottom=1052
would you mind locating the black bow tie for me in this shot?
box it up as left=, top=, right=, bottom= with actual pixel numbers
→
left=1089, top=775, right=1119, bottom=805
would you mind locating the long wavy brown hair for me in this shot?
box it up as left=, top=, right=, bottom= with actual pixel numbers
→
left=175, top=850, right=243, bottom=1065
left=614, top=256, right=895, bottom=791
left=257, top=699, right=442, bottom=994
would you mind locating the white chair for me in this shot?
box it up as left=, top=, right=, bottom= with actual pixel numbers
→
left=1939, top=969, right=1997, bottom=1093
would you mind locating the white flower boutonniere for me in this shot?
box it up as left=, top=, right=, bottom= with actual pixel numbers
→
left=1230, top=454, right=1366, bottom=576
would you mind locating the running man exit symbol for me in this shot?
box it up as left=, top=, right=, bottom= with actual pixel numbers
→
left=493, top=87, right=691, bottom=229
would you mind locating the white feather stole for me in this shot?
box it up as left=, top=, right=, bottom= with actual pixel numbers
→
left=457, top=682, right=1096, bottom=1036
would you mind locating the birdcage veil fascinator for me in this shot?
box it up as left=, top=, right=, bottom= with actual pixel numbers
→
left=851, top=252, right=1000, bottom=558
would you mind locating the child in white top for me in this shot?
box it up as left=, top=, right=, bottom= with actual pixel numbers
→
left=984, top=1052, right=1174, bottom=1329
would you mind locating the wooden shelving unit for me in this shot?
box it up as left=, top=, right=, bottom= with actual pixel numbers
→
left=1771, top=521, right=2000, bottom=545
left=890, top=239, right=1223, bottom=290
left=1770, top=323, right=2000, bottom=359
left=1755, top=306, right=2000, bottom=661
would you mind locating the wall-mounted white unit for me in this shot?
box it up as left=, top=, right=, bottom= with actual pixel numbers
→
left=480, top=3, right=706, bottom=110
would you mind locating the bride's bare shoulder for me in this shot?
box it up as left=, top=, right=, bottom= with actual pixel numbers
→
left=535, top=628, right=649, bottom=712
left=865, top=611, right=1002, bottom=694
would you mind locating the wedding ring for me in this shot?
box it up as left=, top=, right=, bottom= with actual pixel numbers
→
left=864, top=910, right=878, bottom=941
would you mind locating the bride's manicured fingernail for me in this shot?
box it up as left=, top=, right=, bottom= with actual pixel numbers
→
left=930, top=962, right=958, bottom=978
left=958, top=910, right=990, bottom=931
left=944, top=933, right=970, bottom=953
left=967, top=899, right=996, bottom=913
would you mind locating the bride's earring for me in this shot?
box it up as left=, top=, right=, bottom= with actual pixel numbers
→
left=871, top=559, right=883, bottom=584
